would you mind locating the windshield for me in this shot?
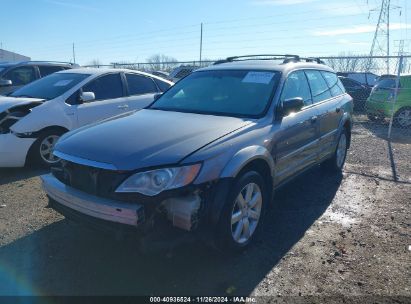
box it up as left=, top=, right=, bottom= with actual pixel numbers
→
left=151, top=70, right=280, bottom=117
left=375, top=78, right=397, bottom=89
left=10, top=72, right=90, bottom=100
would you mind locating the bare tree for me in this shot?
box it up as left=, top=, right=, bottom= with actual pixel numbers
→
left=324, top=53, right=378, bottom=73
left=146, top=54, right=178, bottom=71
left=110, top=61, right=139, bottom=70
left=87, top=59, right=103, bottom=67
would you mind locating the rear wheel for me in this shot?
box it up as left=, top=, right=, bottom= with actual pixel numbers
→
left=322, top=128, right=349, bottom=172
left=29, top=129, right=65, bottom=167
left=393, top=107, right=411, bottom=128
left=215, top=171, right=267, bottom=252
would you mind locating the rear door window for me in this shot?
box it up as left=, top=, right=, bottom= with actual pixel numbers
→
left=305, top=70, right=332, bottom=103
left=3, top=66, right=36, bottom=86
left=38, top=65, right=66, bottom=77
left=126, top=73, right=158, bottom=95
left=82, top=73, right=123, bottom=101
left=281, top=71, right=312, bottom=106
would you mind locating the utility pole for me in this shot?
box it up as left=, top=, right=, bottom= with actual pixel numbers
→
left=199, top=23, right=203, bottom=66
left=72, top=43, right=76, bottom=64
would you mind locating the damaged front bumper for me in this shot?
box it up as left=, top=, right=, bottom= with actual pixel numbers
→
left=41, top=173, right=214, bottom=235
left=42, top=174, right=145, bottom=227
left=0, top=133, right=35, bottom=167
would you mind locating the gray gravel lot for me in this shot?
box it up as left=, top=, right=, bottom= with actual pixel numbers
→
left=0, top=121, right=410, bottom=301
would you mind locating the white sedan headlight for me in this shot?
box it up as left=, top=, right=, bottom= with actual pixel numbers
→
left=115, top=164, right=201, bottom=196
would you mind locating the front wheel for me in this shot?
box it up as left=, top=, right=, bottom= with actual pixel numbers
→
left=215, top=171, right=267, bottom=252
left=29, top=129, right=65, bottom=167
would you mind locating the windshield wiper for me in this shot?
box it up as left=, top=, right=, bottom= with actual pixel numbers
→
left=12, top=94, right=36, bottom=98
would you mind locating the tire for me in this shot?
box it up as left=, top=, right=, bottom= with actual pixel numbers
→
left=393, top=107, right=411, bottom=128
left=322, top=128, right=349, bottom=173
left=28, top=129, right=65, bottom=168
left=215, top=170, right=267, bottom=252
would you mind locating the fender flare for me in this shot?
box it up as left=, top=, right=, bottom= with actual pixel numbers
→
left=338, top=113, right=353, bottom=147
left=207, top=145, right=275, bottom=237
left=220, top=145, right=275, bottom=179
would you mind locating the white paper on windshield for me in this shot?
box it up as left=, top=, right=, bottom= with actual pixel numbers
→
left=54, top=80, right=73, bottom=87
left=242, top=72, right=274, bottom=84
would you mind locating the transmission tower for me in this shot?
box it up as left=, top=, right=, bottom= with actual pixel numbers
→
left=367, top=0, right=401, bottom=74
left=367, top=0, right=391, bottom=73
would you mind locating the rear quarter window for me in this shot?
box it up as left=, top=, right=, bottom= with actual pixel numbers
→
left=321, top=71, right=344, bottom=97
left=305, top=70, right=332, bottom=102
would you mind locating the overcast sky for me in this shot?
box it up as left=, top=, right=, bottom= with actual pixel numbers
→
left=1, top=0, right=410, bottom=64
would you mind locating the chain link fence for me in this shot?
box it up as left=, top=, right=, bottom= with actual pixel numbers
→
left=85, top=55, right=411, bottom=183
left=323, top=56, right=411, bottom=183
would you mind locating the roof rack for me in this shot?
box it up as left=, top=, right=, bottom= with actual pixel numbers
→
left=213, top=54, right=325, bottom=65
left=18, top=60, right=79, bottom=66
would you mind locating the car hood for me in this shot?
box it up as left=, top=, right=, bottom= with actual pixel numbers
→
left=55, top=109, right=253, bottom=171
left=0, top=96, right=45, bottom=113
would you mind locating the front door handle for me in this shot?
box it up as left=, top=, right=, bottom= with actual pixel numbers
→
left=311, top=116, right=318, bottom=123
left=117, top=104, right=129, bottom=110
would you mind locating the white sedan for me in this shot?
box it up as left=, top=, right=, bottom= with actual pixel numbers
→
left=0, top=68, right=173, bottom=167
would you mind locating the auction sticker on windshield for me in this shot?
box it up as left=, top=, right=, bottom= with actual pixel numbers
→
left=242, top=71, right=274, bottom=84
left=54, top=79, right=73, bottom=87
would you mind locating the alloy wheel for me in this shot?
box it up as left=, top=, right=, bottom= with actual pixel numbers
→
left=336, top=133, right=347, bottom=168
left=231, top=182, right=262, bottom=244
left=396, top=109, right=411, bottom=128
left=39, top=135, right=60, bottom=164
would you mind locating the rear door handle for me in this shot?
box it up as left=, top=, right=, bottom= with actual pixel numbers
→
left=311, top=116, right=318, bottom=123
left=336, top=107, right=341, bottom=113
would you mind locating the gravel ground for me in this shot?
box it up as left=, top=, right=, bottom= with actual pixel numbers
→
left=0, top=121, right=410, bottom=302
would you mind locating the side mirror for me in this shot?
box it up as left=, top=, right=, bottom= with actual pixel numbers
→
left=0, top=79, right=12, bottom=87
left=280, top=97, right=304, bottom=116
left=154, top=92, right=162, bottom=100
left=79, top=91, right=95, bottom=103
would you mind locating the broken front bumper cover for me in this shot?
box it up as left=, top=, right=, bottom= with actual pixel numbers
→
left=41, top=174, right=145, bottom=226
left=0, top=133, right=35, bottom=167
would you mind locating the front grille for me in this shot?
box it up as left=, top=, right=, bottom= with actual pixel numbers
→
left=52, top=161, right=128, bottom=198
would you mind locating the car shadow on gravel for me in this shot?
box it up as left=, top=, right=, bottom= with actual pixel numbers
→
left=0, top=167, right=48, bottom=186
left=0, top=167, right=341, bottom=296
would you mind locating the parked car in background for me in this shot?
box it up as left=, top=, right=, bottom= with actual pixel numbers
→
left=148, top=70, right=171, bottom=81
left=0, top=68, right=173, bottom=167
left=42, top=55, right=353, bottom=251
left=337, top=72, right=378, bottom=88
left=376, top=74, right=396, bottom=82
left=366, top=75, right=411, bottom=128
left=339, top=76, right=371, bottom=111
left=0, top=61, right=79, bottom=95
left=169, top=65, right=197, bottom=82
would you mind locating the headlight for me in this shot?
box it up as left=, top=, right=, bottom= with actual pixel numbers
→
left=115, top=164, right=201, bottom=196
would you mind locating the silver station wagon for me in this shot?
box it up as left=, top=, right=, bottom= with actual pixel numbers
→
left=41, top=55, right=353, bottom=251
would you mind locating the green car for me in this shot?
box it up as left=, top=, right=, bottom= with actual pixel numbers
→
left=366, top=75, right=411, bottom=128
